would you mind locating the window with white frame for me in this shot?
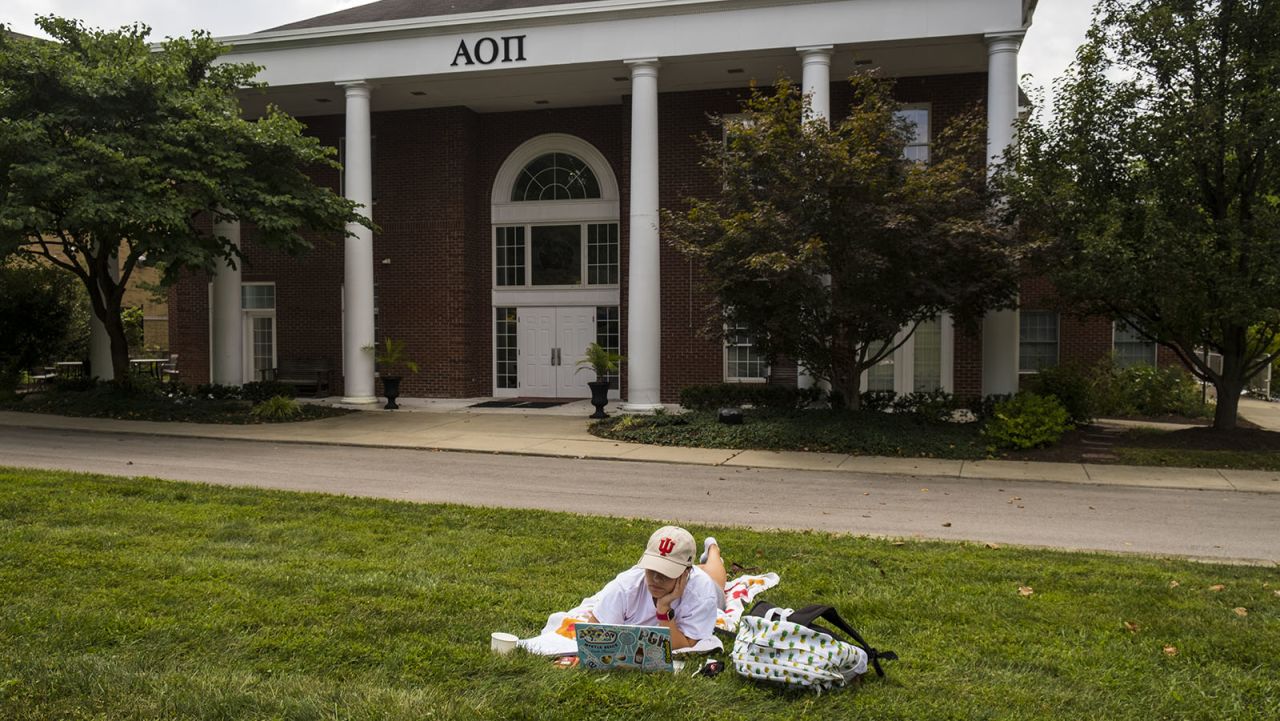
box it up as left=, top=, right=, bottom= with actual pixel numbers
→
left=895, top=107, right=930, bottom=163
left=596, top=306, right=620, bottom=390
left=1019, top=311, right=1060, bottom=372
left=865, top=338, right=896, bottom=392
left=495, top=307, right=518, bottom=389
left=912, top=317, right=943, bottom=391
left=725, top=322, right=768, bottom=382
left=493, top=222, right=618, bottom=288
left=1113, top=320, right=1156, bottom=368
left=512, top=152, right=601, bottom=201
left=240, top=283, right=276, bottom=382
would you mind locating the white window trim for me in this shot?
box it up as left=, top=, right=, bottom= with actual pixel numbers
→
left=1018, top=310, right=1060, bottom=374
left=1112, top=319, right=1158, bottom=367
left=895, top=103, right=931, bottom=163
left=859, top=314, right=954, bottom=394
left=723, top=322, right=769, bottom=384
left=491, top=221, right=620, bottom=290
left=492, top=307, right=520, bottom=398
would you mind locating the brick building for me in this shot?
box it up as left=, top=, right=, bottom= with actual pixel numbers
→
left=170, top=0, right=1164, bottom=405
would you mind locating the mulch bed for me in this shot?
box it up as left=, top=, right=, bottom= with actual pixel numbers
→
left=1007, top=419, right=1280, bottom=464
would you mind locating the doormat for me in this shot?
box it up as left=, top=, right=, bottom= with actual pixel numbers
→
left=469, top=399, right=575, bottom=409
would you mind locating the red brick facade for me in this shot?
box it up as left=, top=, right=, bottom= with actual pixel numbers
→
left=169, top=71, right=1123, bottom=402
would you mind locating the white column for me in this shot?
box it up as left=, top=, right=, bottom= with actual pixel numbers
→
left=622, top=59, right=663, bottom=411
left=211, top=214, right=244, bottom=385
left=88, top=247, right=120, bottom=381
left=981, top=32, right=1024, bottom=396
left=797, top=45, right=833, bottom=392
left=798, top=45, right=833, bottom=125
left=339, top=81, right=377, bottom=404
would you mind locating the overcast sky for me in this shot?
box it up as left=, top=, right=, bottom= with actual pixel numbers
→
left=3, top=0, right=1093, bottom=102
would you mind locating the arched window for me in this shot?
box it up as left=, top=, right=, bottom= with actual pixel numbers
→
left=511, top=152, right=601, bottom=201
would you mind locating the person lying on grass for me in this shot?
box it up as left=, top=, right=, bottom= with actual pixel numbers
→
left=582, top=525, right=727, bottom=650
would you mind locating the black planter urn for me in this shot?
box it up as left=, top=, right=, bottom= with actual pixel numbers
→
left=587, top=380, right=611, bottom=419
left=382, top=376, right=403, bottom=410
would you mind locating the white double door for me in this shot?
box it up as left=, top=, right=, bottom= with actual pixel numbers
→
left=518, top=307, right=595, bottom=398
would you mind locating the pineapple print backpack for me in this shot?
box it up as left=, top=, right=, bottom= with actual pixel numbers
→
left=730, top=601, right=898, bottom=690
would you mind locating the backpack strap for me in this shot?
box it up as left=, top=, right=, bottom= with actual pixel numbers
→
left=787, top=605, right=898, bottom=677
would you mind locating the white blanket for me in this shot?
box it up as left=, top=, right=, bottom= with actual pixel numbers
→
left=519, top=572, right=780, bottom=656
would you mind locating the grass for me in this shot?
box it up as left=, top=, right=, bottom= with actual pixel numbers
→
left=591, top=410, right=989, bottom=459
left=2, top=467, right=1277, bottom=720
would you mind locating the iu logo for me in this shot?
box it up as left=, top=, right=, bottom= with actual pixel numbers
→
left=657, top=537, right=675, bottom=556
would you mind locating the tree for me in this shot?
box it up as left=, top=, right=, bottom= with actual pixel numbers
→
left=0, top=258, right=86, bottom=393
left=0, top=17, right=367, bottom=383
left=999, top=0, right=1280, bottom=430
left=665, top=75, right=1018, bottom=408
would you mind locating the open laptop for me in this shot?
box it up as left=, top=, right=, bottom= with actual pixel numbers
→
left=575, top=623, right=674, bottom=672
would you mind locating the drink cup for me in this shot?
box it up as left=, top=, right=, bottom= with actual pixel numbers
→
left=491, top=632, right=518, bottom=655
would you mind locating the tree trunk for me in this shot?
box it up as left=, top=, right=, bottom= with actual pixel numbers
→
left=830, top=365, right=861, bottom=410
left=104, top=306, right=131, bottom=384
left=1212, top=377, right=1242, bottom=431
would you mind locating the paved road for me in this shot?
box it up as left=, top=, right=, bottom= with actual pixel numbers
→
left=2, top=427, right=1276, bottom=565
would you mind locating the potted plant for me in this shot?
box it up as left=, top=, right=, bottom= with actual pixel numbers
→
left=576, top=342, right=623, bottom=419
left=366, top=339, right=419, bottom=410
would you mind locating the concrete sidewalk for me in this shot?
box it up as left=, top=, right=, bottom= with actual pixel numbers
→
left=2, top=406, right=1277, bottom=495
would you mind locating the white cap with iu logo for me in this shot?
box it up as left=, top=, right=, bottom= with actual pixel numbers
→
left=638, top=525, right=696, bottom=578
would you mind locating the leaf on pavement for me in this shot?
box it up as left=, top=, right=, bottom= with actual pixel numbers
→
left=941, top=522, right=952, bottom=527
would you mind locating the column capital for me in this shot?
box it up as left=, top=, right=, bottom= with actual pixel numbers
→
left=624, top=58, right=660, bottom=77
left=797, top=45, right=835, bottom=63
left=336, top=80, right=373, bottom=95
left=984, top=32, right=1024, bottom=54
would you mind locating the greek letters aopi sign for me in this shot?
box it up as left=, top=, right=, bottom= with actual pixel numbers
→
left=451, top=35, right=528, bottom=66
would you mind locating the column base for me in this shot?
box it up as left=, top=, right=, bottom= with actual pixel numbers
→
left=341, top=395, right=379, bottom=405
left=620, top=402, right=666, bottom=413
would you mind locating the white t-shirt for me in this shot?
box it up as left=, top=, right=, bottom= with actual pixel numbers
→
left=591, top=565, right=721, bottom=641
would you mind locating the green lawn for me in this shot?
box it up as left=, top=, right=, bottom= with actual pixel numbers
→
left=2, top=467, right=1277, bottom=720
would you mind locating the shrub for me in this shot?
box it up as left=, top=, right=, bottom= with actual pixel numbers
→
left=250, top=395, right=303, bottom=421
left=1026, top=363, right=1093, bottom=425
left=195, top=383, right=244, bottom=401
left=890, top=390, right=960, bottom=422
left=859, top=390, right=896, bottom=412
left=243, top=380, right=297, bottom=404
left=1089, top=356, right=1210, bottom=418
left=983, top=392, right=1072, bottom=449
left=678, top=383, right=801, bottom=411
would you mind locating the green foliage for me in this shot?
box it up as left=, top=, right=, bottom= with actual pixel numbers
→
left=0, top=18, right=368, bottom=382
left=1089, top=357, right=1209, bottom=419
left=4, top=468, right=1278, bottom=719
left=597, top=408, right=986, bottom=458
left=575, top=342, right=623, bottom=380
left=250, top=395, right=303, bottom=422
left=4, top=382, right=346, bottom=424
left=665, top=74, right=1017, bottom=406
left=121, top=306, right=144, bottom=355
left=998, top=0, right=1280, bottom=429
left=367, top=339, right=419, bottom=377
left=889, top=390, right=962, bottom=423
left=242, top=381, right=298, bottom=404
left=858, top=390, right=897, bottom=412
left=983, top=393, right=1073, bottom=450
left=1026, top=363, right=1094, bottom=425
left=0, top=260, right=85, bottom=391
left=678, top=383, right=803, bottom=411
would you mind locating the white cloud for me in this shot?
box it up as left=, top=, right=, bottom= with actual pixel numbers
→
left=1020, top=0, right=1097, bottom=106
